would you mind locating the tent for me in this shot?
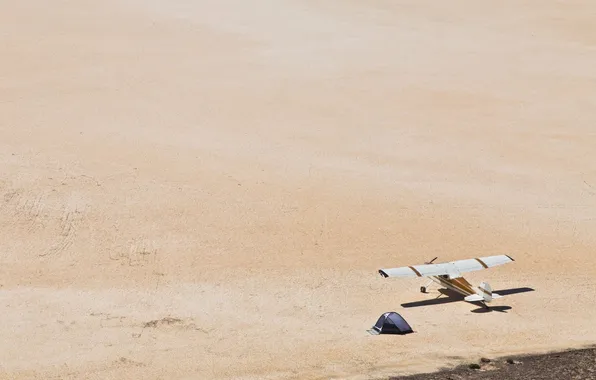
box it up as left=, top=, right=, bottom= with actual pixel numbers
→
left=371, top=312, right=413, bottom=335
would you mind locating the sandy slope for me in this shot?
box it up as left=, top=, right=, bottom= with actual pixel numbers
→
left=1, top=1, right=596, bottom=379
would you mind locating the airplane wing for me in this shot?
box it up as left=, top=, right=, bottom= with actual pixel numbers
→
left=378, top=264, right=449, bottom=278
left=379, top=255, right=514, bottom=278
left=451, top=255, right=515, bottom=273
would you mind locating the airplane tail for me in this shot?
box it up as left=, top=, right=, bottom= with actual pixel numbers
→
left=464, top=282, right=502, bottom=303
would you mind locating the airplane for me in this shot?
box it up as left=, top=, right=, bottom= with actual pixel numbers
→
left=378, top=255, right=515, bottom=308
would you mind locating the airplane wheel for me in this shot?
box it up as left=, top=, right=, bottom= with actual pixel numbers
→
left=420, top=286, right=426, bottom=293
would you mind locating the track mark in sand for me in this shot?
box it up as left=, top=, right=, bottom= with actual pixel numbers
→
left=584, top=180, right=596, bottom=196
left=88, top=313, right=208, bottom=339
left=40, top=206, right=84, bottom=257
left=89, top=312, right=133, bottom=329
left=143, top=317, right=210, bottom=333
left=2, top=189, right=19, bottom=205
left=25, top=193, right=46, bottom=232
left=2, top=189, right=48, bottom=232
left=76, top=174, right=102, bottom=187
left=2, top=186, right=89, bottom=257
left=1, top=189, right=21, bottom=218
left=113, top=357, right=145, bottom=368
left=100, top=315, right=130, bottom=328
left=133, top=316, right=210, bottom=338
left=143, top=317, right=184, bottom=328
left=109, top=238, right=158, bottom=267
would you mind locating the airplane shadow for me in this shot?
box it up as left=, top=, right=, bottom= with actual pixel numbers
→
left=400, top=289, right=464, bottom=308
left=400, top=287, right=535, bottom=309
left=471, top=305, right=512, bottom=313
left=494, top=287, right=535, bottom=296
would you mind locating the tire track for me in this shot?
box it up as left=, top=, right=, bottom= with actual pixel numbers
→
left=2, top=189, right=47, bottom=232
left=3, top=189, right=23, bottom=219
left=25, top=193, right=45, bottom=232
left=109, top=238, right=158, bottom=267
left=40, top=206, right=83, bottom=257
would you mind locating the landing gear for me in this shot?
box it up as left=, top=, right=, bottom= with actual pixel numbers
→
left=420, top=279, right=434, bottom=294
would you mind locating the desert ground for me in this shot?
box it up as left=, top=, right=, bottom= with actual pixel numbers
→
left=1, top=1, right=596, bottom=379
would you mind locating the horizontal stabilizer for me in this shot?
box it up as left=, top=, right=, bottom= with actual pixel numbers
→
left=492, top=293, right=502, bottom=299
left=464, top=294, right=484, bottom=302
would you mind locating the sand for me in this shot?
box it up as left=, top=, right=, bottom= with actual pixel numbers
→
left=1, top=1, right=595, bottom=379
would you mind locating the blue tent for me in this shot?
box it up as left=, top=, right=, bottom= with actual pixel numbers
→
left=372, top=312, right=413, bottom=335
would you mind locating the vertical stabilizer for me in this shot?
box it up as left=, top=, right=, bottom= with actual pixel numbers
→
left=478, top=282, right=493, bottom=302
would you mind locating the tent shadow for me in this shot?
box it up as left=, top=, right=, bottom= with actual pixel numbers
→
left=400, top=287, right=535, bottom=309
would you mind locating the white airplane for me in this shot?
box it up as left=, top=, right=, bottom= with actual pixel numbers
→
left=378, top=255, right=515, bottom=308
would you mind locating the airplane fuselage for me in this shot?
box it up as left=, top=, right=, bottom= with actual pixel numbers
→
left=431, top=275, right=477, bottom=298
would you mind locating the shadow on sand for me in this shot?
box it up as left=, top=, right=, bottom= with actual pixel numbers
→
left=471, top=305, right=513, bottom=313
left=400, top=287, right=535, bottom=310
